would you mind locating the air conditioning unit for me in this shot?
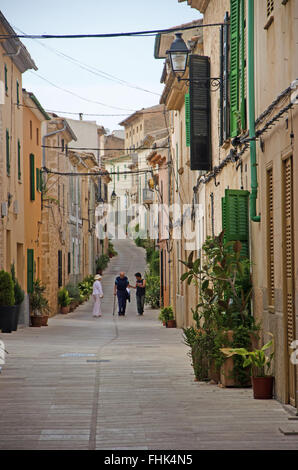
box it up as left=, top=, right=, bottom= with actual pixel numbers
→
left=1, top=202, right=8, bottom=217
left=13, top=200, right=19, bottom=215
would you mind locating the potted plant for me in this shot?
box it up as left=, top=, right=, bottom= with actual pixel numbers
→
left=221, top=337, right=274, bottom=399
left=66, top=283, right=81, bottom=311
left=30, top=279, right=50, bottom=327
left=160, top=306, right=176, bottom=328
left=11, top=265, right=25, bottom=331
left=0, top=270, right=16, bottom=333
left=58, top=287, right=72, bottom=314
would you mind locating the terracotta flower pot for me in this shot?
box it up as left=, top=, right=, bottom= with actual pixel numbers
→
left=41, top=315, right=49, bottom=326
left=166, top=319, right=176, bottom=328
left=162, top=321, right=166, bottom=326
left=60, top=306, right=69, bottom=314
left=252, top=376, right=274, bottom=399
left=30, top=316, right=43, bottom=327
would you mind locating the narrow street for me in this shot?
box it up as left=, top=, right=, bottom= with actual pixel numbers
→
left=0, top=240, right=297, bottom=450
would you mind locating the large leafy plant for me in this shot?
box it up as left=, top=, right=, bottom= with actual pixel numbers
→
left=30, top=279, right=50, bottom=316
left=180, top=232, right=253, bottom=331
left=221, top=337, right=274, bottom=378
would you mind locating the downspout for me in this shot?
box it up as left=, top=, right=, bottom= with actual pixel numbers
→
left=248, top=0, right=260, bottom=222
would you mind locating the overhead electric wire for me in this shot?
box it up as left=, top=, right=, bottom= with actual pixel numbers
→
left=43, top=168, right=153, bottom=176
left=15, top=101, right=170, bottom=117
left=29, top=70, right=136, bottom=112
left=13, top=25, right=161, bottom=97
left=0, top=22, right=227, bottom=40
left=42, top=145, right=169, bottom=151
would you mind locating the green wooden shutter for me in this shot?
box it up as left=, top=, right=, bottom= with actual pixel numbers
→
left=223, top=189, right=249, bottom=257
left=17, top=140, right=21, bottom=180
left=239, top=0, right=246, bottom=130
left=30, top=154, right=35, bottom=201
left=27, top=249, right=34, bottom=294
left=185, top=93, right=190, bottom=147
left=222, top=196, right=227, bottom=236
left=230, top=0, right=240, bottom=137
left=39, top=169, right=43, bottom=192
left=6, top=129, right=10, bottom=175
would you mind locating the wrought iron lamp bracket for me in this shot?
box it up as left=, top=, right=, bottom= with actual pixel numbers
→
left=177, top=76, right=221, bottom=92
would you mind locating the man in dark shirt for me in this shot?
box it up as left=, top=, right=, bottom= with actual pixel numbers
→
left=131, top=272, right=146, bottom=316
left=114, top=272, right=129, bottom=316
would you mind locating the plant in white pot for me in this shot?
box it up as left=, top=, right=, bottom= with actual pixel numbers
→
left=221, top=336, right=274, bottom=399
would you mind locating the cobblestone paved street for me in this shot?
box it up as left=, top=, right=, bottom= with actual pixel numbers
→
left=0, top=240, right=297, bottom=450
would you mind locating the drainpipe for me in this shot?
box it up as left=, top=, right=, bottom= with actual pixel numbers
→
left=248, top=0, right=260, bottom=222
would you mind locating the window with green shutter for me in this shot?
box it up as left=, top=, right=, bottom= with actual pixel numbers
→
left=30, top=154, right=35, bottom=201
left=6, top=129, right=10, bottom=175
left=230, top=0, right=240, bottom=137
left=27, top=249, right=34, bottom=293
left=222, top=189, right=249, bottom=258
left=229, top=0, right=246, bottom=137
left=185, top=93, right=190, bottom=147
left=17, top=140, right=21, bottom=180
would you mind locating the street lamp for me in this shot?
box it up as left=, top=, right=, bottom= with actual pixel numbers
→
left=166, top=33, right=221, bottom=91
left=166, top=32, right=190, bottom=76
left=111, top=190, right=117, bottom=203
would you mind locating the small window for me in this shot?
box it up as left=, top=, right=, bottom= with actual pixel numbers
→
left=30, top=154, right=35, bottom=201
left=36, top=128, right=39, bottom=146
left=30, top=121, right=32, bottom=140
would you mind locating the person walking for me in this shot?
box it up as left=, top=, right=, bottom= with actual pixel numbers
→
left=114, top=272, right=129, bottom=316
left=131, top=272, right=146, bottom=316
left=92, top=274, right=103, bottom=318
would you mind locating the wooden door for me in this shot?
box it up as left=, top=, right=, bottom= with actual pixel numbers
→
left=283, top=155, right=296, bottom=407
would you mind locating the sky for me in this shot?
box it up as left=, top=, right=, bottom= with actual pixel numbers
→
left=1, top=0, right=201, bottom=133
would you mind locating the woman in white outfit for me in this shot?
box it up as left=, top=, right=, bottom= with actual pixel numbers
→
left=92, top=274, right=103, bottom=318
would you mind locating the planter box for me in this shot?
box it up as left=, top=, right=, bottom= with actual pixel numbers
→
left=30, top=316, right=43, bottom=327
left=0, top=305, right=17, bottom=333
left=220, top=330, right=252, bottom=388
left=60, top=306, right=69, bottom=314
left=166, top=319, right=176, bottom=328
left=252, top=376, right=274, bottom=399
left=12, top=304, right=21, bottom=331
left=41, top=315, right=49, bottom=326
left=209, top=361, right=220, bottom=383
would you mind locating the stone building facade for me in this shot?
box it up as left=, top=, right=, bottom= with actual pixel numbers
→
left=178, top=0, right=298, bottom=407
